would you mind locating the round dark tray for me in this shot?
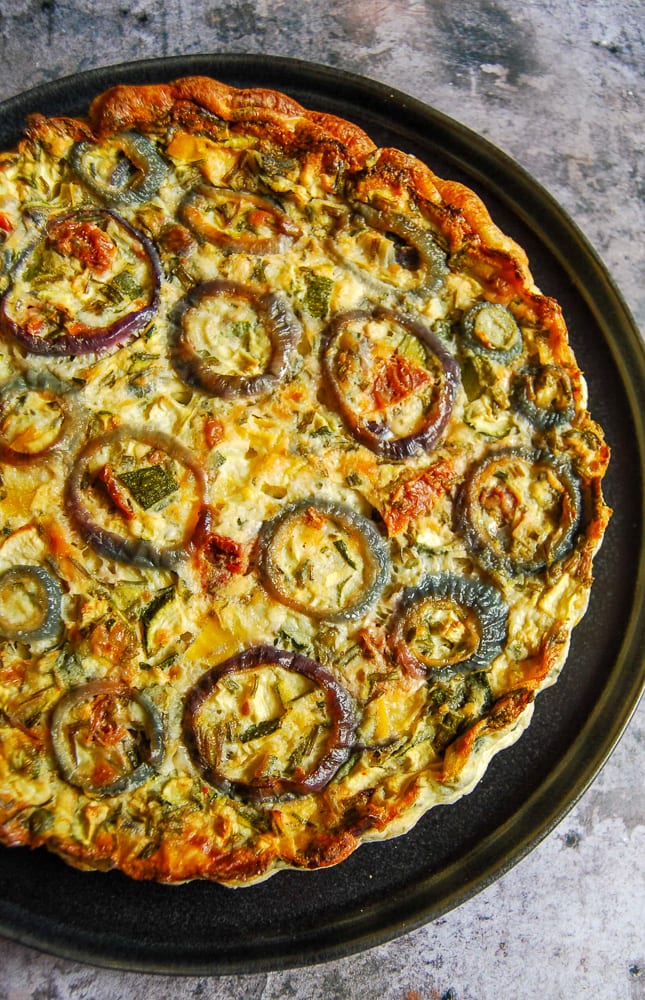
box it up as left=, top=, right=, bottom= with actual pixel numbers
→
left=0, top=54, right=643, bottom=975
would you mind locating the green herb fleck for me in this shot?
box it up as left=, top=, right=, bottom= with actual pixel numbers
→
left=140, top=586, right=175, bottom=655
left=276, top=628, right=310, bottom=654
left=239, top=717, right=282, bottom=743
left=110, top=270, right=143, bottom=301
left=333, top=538, right=358, bottom=570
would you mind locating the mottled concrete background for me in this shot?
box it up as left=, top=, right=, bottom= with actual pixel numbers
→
left=0, top=1, right=643, bottom=998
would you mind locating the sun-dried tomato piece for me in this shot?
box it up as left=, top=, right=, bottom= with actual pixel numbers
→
left=95, top=463, right=135, bottom=521
left=47, top=215, right=117, bottom=273
left=372, top=353, right=430, bottom=410
left=382, top=457, right=455, bottom=536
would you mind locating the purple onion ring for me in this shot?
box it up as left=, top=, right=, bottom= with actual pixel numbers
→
left=321, top=306, right=460, bottom=460
left=182, top=645, right=358, bottom=802
left=0, top=208, right=161, bottom=357
left=171, top=279, right=300, bottom=399
left=65, top=427, right=207, bottom=569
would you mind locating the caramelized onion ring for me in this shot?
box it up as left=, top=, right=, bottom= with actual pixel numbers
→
left=258, top=498, right=390, bottom=622
left=321, top=307, right=460, bottom=460
left=357, top=203, right=447, bottom=296
left=456, top=447, right=582, bottom=575
left=389, top=573, right=508, bottom=679
left=65, top=427, right=207, bottom=569
left=0, top=372, right=82, bottom=466
left=183, top=645, right=357, bottom=802
left=0, top=209, right=161, bottom=357
left=51, top=680, right=165, bottom=798
left=180, top=186, right=300, bottom=254
left=70, top=131, right=168, bottom=206
left=0, top=564, right=63, bottom=643
left=171, top=279, right=300, bottom=399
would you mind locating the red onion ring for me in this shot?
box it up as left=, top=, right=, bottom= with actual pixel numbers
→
left=65, top=427, right=207, bottom=569
left=171, top=279, right=300, bottom=399
left=0, top=208, right=161, bottom=357
left=182, top=645, right=358, bottom=802
left=356, top=203, right=447, bottom=296
left=321, top=307, right=460, bottom=460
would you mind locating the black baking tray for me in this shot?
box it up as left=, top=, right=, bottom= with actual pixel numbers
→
left=0, top=54, right=643, bottom=975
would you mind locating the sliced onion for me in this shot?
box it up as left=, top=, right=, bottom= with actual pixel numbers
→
left=51, top=679, right=165, bottom=798
left=0, top=564, right=63, bottom=643
left=171, top=279, right=300, bottom=399
left=0, top=209, right=161, bottom=357
left=356, top=203, right=447, bottom=296
left=65, top=427, right=207, bottom=569
left=258, top=497, right=390, bottom=622
left=70, top=131, right=168, bottom=206
left=182, top=645, right=358, bottom=802
left=0, top=371, right=82, bottom=466
left=321, top=307, right=460, bottom=460
left=180, top=186, right=301, bottom=255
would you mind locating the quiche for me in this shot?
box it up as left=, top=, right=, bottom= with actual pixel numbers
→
left=0, top=76, right=610, bottom=886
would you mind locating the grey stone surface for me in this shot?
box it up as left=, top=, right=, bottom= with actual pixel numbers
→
left=0, top=2, right=643, bottom=997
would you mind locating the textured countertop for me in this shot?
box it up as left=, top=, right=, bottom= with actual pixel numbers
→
left=0, top=2, right=643, bottom=998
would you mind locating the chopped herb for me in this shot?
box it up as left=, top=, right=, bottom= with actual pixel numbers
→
left=276, top=628, right=310, bottom=654
left=137, top=841, right=159, bottom=860
left=288, top=725, right=320, bottom=773
left=118, top=465, right=178, bottom=509
left=345, top=471, right=362, bottom=487
left=338, top=643, right=361, bottom=667
left=29, top=808, right=54, bottom=835
left=250, top=259, right=267, bottom=283
left=303, top=271, right=334, bottom=319
left=461, top=356, right=483, bottom=402
left=169, top=260, right=195, bottom=289
left=332, top=749, right=360, bottom=782
left=294, top=559, right=313, bottom=586
left=239, top=717, right=282, bottom=743
left=54, top=647, right=86, bottom=686
left=333, top=538, right=358, bottom=570
left=231, top=320, right=251, bottom=340
left=432, top=318, right=454, bottom=341
left=154, top=651, right=179, bottom=672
